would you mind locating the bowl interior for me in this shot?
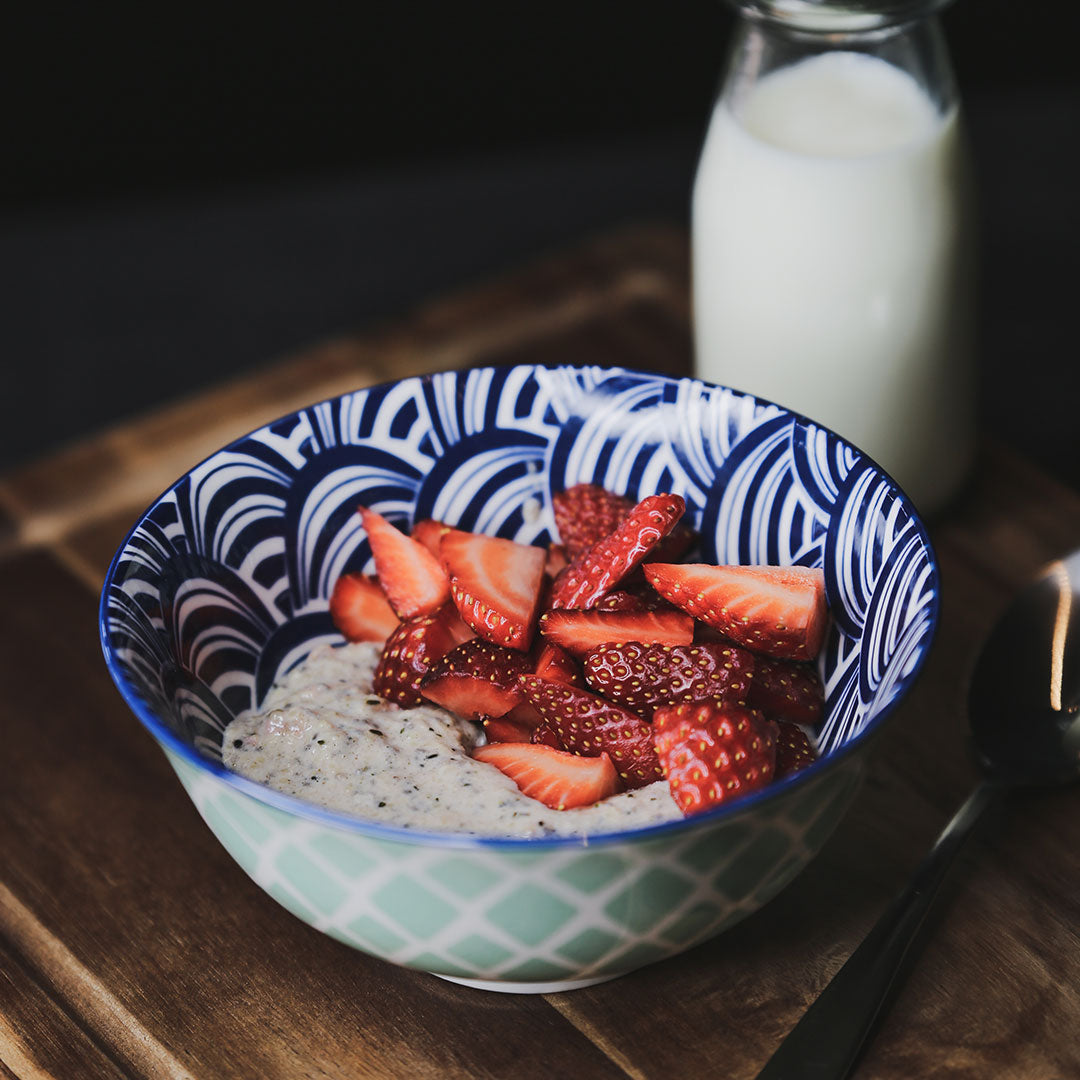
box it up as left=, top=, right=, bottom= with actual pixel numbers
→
left=101, top=365, right=938, bottom=825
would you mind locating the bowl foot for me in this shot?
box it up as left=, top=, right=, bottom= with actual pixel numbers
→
left=432, top=972, right=619, bottom=994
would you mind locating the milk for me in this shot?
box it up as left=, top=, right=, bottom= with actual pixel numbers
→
left=692, top=50, right=975, bottom=512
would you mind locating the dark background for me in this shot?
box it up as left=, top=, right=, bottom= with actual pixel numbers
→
left=4, top=2, right=1079, bottom=480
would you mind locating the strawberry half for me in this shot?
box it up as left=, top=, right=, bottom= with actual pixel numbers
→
left=583, top=641, right=756, bottom=720
left=538, top=608, right=695, bottom=658
left=550, top=493, right=686, bottom=610
left=517, top=675, right=664, bottom=789
left=328, top=572, right=400, bottom=644
left=420, top=639, right=533, bottom=721
left=653, top=701, right=777, bottom=816
left=473, top=743, right=619, bottom=810
left=372, top=604, right=474, bottom=708
left=643, top=563, right=827, bottom=661
left=441, top=529, right=546, bottom=651
left=749, top=656, right=825, bottom=727
left=775, top=720, right=819, bottom=778
left=359, top=506, right=450, bottom=619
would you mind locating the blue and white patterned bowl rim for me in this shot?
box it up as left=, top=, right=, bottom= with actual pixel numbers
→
left=99, top=364, right=940, bottom=851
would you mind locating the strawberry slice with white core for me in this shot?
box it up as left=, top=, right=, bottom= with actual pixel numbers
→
left=473, top=743, right=619, bottom=810
left=440, top=529, right=546, bottom=651
left=517, top=675, right=665, bottom=789
left=549, top=493, right=686, bottom=610
left=328, top=572, right=400, bottom=643
left=538, top=608, right=695, bottom=658
left=358, top=506, right=450, bottom=619
left=643, top=563, right=827, bottom=661
left=420, top=639, right=533, bottom=721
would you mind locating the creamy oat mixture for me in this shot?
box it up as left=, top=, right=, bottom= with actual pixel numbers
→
left=222, top=642, right=682, bottom=838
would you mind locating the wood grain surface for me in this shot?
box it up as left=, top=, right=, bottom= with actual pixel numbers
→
left=2, top=226, right=1078, bottom=1080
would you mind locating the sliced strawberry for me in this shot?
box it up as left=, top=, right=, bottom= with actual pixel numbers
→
left=328, top=572, right=400, bottom=644
left=517, top=675, right=664, bottom=789
left=544, top=543, right=569, bottom=578
left=643, top=563, right=827, bottom=661
left=412, top=518, right=452, bottom=559
left=532, top=642, right=583, bottom=686
left=552, top=484, right=634, bottom=560
left=653, top=701, right=777, bottom=816
left=749, top=656, right=825, bottom=726
left=550, top=493, right=686, bottom=610
left=538, top=608, right=695, bottom=658
left=440, top=529, right=546, bottom=651
left=372, top=604, right=474, bottom=708
left=420, top=640, right=533, bottom=721
left=358, top=506, right=450, bottom=619
left=473, top=743, right=619, bottom=810
left=775, top=720, right=819, bottom=778
left=583, top=641, right=756, bottom=720
left=482, top=716, right=535, bottom=744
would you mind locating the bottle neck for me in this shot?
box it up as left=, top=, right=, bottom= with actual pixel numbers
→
left=720, top=10, right=958, bottom=116
left=728, top=0, right=954, bottom=36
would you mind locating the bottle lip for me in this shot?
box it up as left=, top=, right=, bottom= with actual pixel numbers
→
left=729, top=0, right=955, bottom=33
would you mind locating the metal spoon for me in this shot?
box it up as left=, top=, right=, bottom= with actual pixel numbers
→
left=757, top=548, right=1080, bottom=1080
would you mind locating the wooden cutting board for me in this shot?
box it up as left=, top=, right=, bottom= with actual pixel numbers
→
left=2, top=225, right=1079, bottom=1080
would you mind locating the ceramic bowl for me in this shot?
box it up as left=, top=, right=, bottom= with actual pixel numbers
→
left=100, top=364, right=938, bottom=993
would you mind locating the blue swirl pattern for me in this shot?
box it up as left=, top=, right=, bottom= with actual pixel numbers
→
left=103, top=365, right=938, bottom=765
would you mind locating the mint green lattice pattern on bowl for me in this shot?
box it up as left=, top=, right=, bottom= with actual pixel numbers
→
left=168, top=750, right=863, bottom=992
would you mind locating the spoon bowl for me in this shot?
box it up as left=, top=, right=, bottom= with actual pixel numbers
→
left=969, top=550, right=1080, bottom=786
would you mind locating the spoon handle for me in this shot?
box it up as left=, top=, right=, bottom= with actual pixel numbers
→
left=756, top=780, right=1000, bottom=1080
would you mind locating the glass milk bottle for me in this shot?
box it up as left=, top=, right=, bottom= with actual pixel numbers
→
left=692, top=0, right=976, bottom=513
